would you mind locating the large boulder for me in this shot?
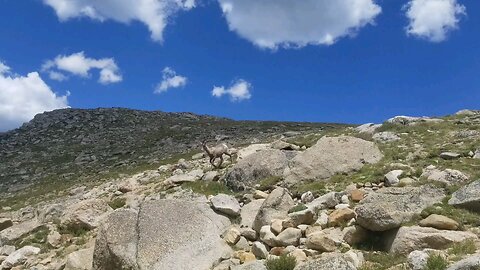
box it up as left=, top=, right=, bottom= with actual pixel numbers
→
left=284, top=136, right=382, bottom=184
left=252, top=188, right=295, bottom=232
left=388, top=226, right=478, bottom=255
left=421, top=168, right=469, bottom=186
left=225, top=149, right=289, bottom=191
left=61, top=199, right=112, bottom=230
left=355, top=186, right=445, bottom=231
left=387, top=116, right=443, bottom=126
left=448, top=180, right=480, bottom=212
left=93, top=200, right=231, bottom=270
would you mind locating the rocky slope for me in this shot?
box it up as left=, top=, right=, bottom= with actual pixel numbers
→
left=0, top=108, right=341, bottom=207
left=0, top=109, right=480, bottom=270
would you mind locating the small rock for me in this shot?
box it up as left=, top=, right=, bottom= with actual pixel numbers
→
left=223, top=227, right=241, bottom=245
left=440, top=152, right=461, bottom=160
left=240, top=227, right=257, bottom=241
left=47, top=229, right=62, bottom=248
left=235, top=236, right=250, bottom=251
left=290, top=249, right=307, bottom=263
left=253, top=190, right=269, bottom=199
left=0, top=245, right=15, bottom=256
left=210, top=194, right=241, bottom=217
left=350, top=189, right=365, bottom=202
left=407, top=250, right=429, bottom=270
left=419, top=214, right=459, bottom=230
left=288, top=208, right=315, bottom=226
left=259, top=226, right=277, bottom=247
left=64, top=248, right=94, bottom=270
left=301, top=191, right=315, bottom=204
left=276, top=228, right=302, bottom=247
left=384, top=170, right=403, bottom=187
left=202, top=171, right=219, bottom=182
left=328, top=208, right=356, bottom=227
left=252, top=241, right=269, bottom=259
left=305, top=232, right=337, bottom=252
left=271, top=219, right=283, bottom=235
left=233, top=251, right=256, bottom=264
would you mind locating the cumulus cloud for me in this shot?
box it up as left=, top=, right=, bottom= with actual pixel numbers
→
left=405, top=0, right=466, bottom=42
left=42, top=0, right=196, bottom=42
left=154, top=67, right=188, bottom=94
left=217, top=0, right=382, bottom=49
left=0, top=62, right=69, bottom=131
left=212, top=79, right=252, bottom=102
left=42, top=52, right=122, bottom=84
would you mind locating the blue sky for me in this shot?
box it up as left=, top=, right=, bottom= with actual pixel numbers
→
left=0, top=0, right=479, bottom=131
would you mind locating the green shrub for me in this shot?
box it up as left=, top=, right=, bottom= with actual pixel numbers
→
left=266, top=254, right=296, bottom=270
left=449, top=239, right=477, bottom=256
left=424, top=254, right=448, bottom=270
left=258, top=176, right=283, bottom=191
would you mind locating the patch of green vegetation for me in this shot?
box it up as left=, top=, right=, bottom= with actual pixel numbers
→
left=258, top=176, right=283, bottom=191
left=108, top=197, right=127, bottom=209
left=421, top=202, right=480, bottom=228
left=449, top=239, right=477, bottom=256
left=58, top=224, right=89, bottom=237
left=266, top=254, right=297, bottom=270
left=361, top=252, right=407, bottom=270
left=285, top=133, right=323, bottom=148
left=288, top=203, right=307, bottom=213
left=424, top=254, right=448, bottom=270
left=14, top=226, right=49, bottom=251
left=181, top=181, right=232, bottom=196
left=290, top=181, right=326, bottom=197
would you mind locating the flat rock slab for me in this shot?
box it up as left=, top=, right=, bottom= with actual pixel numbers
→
left=355, top=186, right=445, bottom=231
left=93, top=199, right=231, bottom=270
left=389, top=226, right=478, bottom=255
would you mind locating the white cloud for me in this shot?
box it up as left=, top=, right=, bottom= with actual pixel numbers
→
left=217, top=0, right=382, bottom=49
left=42, top=52, right=122, bottom=84
left=42, top=0, right=196, bottom=42
left=0, top=62, right=69, bottom=131
left=212, top=79, right=252, bottom=102
left=0, top=62, right=10, bottom=74
left=405, top=0, right=466, bottom=42
left=154, top=67, right=187, bottom=94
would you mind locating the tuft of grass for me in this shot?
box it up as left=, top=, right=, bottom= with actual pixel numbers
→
left=266, top=254, right=297, bottom=270
left=182, top=181, right=232, bottom=196
left=288, top=203, right=307, bottom=214
left=108, top=197, right=127, bottom=209
left=449, top=239, right=477, bottom=256
left=58, top=224, right=88, bottom=237
left=14, top=226, right=50, bottom=251
left=361, top=252, right=407, bottom=270
left=424, top=254, right=448, bottom=270
left=258, top=176, right=283, bottom=191
left=290, top=181, right=326, bottom=197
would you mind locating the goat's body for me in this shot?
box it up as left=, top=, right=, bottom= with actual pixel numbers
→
left=202, top=142, right=233, bottom=168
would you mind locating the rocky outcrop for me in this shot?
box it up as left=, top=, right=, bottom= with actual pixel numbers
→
left=93, top=200, right=231, bottom=270
left=388, top=226, right=478, bottom=255
left=446, top=254, right=480, bottom=270
left=1, top=246, right=40, bottom=269
left=387, top=116, right=443, bottom=126
left=355, top=186, right=445, bottom=231
left=60, top=199, right=112, bottom=230
left=225, top=149, right=289, bottom=191
left=294, top=252, right=359, bottom=270
left=285, top=136, right=382, bottom=183
left=448, top=179, right=480, bottom=212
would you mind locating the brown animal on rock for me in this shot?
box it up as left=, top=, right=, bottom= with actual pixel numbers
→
left=202, top=140, right=233, bottom=168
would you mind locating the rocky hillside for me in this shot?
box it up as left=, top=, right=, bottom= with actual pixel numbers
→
left=0, top=108, right=342, bottom=205
left=0, top=109, right=480, bottom=270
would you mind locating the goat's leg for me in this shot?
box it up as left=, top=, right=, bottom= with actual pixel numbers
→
left=217, top=155, right=224, bottom=168
left=210, top=157, right=217, bottom=168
